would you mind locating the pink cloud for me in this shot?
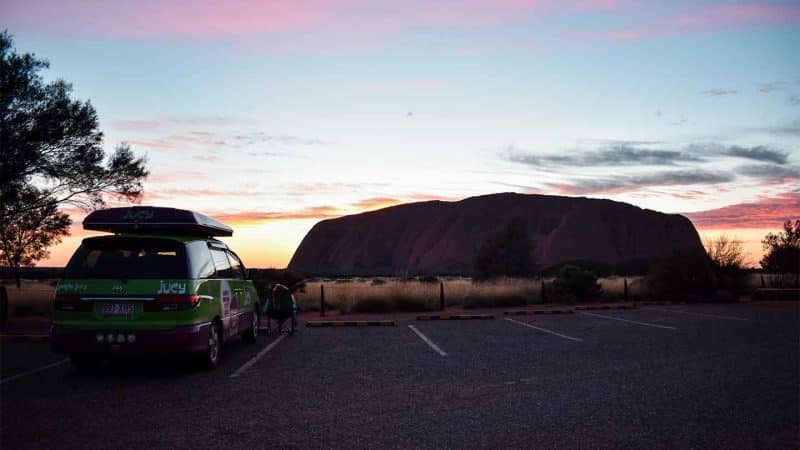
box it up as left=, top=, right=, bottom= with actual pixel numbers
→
left=577, top=2, right=800, bottom=42
left=685, top=192, right=800, bottom=229
left=5, top=0, right=628, bottom=43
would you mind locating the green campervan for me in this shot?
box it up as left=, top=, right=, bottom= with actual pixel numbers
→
left=50, top=206, right=261, bottom=369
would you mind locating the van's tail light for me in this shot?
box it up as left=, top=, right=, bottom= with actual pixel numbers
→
left=144, top=295, right=201, bottom=312
left=54, top=294, right=93, bottom=312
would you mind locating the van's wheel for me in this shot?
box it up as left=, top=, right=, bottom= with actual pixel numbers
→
left=70, top=354, right=97, bottom=372
left=202, top=321, right=221, bottom=369
left=243, top=310, right=259, bottom=343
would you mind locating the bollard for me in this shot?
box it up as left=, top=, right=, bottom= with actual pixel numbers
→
left=0, top=285, right=7, bottom=324
left=320, top=284, right=326, bottom=317
left=439, top=282, right=445, bottom=311
left=623, top=278, right=628, bottom=302
left=541, top=280, right=546, bottom=302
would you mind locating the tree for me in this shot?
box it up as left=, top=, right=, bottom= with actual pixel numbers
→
left=645, top=251, right=713, bottom=301
left=474, top=217, right=536, bottom=279
left=760, top=220, right=800, bottom=287
left=0, top=30, right=148, bottom=217
left=704, top=235, right=747, bottom=295
left=0, top=188, right=71, bottom=287
left=0, top=30, right=147, bottom=276
left=705, top=235, right=745, bottom=271
left=550, top=265, right=602, bottom=303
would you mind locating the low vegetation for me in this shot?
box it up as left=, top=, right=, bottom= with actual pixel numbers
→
left=1, top=280, right=55, bottom=318
left=293, top=276, right=645, bottom=314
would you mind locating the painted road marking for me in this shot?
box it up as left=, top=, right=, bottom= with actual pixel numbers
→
left=230, top=333, right=287, bottom=378
left=578, top=311, right=677, bottom=330
left=504, top=318, right=583, bottom=342
left=0, top=359, right=69, bottom=386
left=408, top=325, right=447, bottom=356
left=641, top=307, right=748, bottom=321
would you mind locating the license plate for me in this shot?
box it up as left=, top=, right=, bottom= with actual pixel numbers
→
left=101, top=303, right=135, bottom=317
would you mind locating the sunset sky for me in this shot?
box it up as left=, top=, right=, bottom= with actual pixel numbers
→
left=5, top=0, right=799, bottom=268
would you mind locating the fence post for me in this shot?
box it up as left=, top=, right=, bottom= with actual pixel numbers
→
left=760, top=274, right=765, bottom=288
left=540, top=280, right=546, bottom=302
left=439, top=282, right=445, bottom=310
left=623, top=278, right=629, bottom=302
left=320, top=284, right=326, bottom=317
left=0, top=285, right=7, bottom=324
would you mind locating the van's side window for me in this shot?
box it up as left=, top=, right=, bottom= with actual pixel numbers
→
left=187, top=241, right=215, bottom=279
left=210, top=248, right=233, bottom=278
left=226, top=251, right=245, bottom=280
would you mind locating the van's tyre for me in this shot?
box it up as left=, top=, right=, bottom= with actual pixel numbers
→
left=201, top=322, right=221, bottom=369
left=242, top=310, right=259, bottom=343
left=70, top=354, right=97, bottom=372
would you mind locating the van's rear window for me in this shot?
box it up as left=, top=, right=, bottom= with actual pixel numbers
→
left=64, top=237, right=189, bottom=279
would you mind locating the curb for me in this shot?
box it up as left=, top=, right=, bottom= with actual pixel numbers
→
left=305, top=320, right=395, bottom=327
left=504, top=309, right=574, bottom=315
left=0, top=334, right=50, bottom=343
left=574, top=304, right=637, bottom=311
left=416, top=314, right=494, bottom=320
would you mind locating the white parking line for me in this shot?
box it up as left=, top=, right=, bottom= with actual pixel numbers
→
left=578, top=311, right=677, bottom=330
left=408, top=325, right=447, bottom=356
left=0, top=359, right=69, bottom=386
left=505, top=318, right=583, bottom=342
left=642, top=307, right=748, bottom=321
left=230, top=333, right=287, bottom=378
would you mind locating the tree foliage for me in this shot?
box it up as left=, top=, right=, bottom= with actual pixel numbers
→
left=760, top=220, right=800, bottom=286
left=550, top=265, right=602, bottom=303
left=0, top=30, right=148, bottom=217
left=474, top=217, right=537, bottom=279
left=0, top=188, right=71, bottom=287
left=705, top=235, right=745, bottom=271
left=0, top=30, right=148, bottom=273
left=645, top=252, right=713, bottom=301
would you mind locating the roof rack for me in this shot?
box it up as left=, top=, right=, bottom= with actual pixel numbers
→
left=83, top=206, right=233, bottom=237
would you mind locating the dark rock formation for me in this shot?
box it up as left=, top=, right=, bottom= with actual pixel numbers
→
left=288, top=193, right=707, bottom=276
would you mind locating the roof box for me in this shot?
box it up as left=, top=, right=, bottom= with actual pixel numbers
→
left=83, top=207, right=233, bottom=237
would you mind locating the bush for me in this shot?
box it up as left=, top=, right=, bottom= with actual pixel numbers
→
left=645, top=252, right=713, bottom=301
left=474, top=217, right=537, bottom=280
left=417, top=275, right=440, bottom=283
left=549, top=265, right=602, bottom=303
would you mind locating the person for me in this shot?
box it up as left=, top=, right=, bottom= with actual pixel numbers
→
left=265, top=284, right=297, bottom=333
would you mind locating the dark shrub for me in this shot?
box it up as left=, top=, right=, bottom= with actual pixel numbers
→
left=474, top=217, right=537, bottom=280
left=417, top=275, right=440, bottom=283
left=550, top=265, right=602, bottom=303
left=645, top=252, right=713, bottom=301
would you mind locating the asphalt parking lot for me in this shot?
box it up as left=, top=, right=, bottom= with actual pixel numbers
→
left=1, top=302, right=798, bottom=449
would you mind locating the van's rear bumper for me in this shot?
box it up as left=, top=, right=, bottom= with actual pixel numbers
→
left=50, top=322, right=211, bottom=355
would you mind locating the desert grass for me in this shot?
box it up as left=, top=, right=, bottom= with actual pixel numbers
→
left=1, top=279, right=56, bottom=318
left=294, top=276, right=646, bottom=313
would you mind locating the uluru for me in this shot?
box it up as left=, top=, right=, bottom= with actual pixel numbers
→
left=288, top=193, right=707, bottom=276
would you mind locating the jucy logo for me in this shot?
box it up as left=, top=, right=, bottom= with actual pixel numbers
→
left=157, top=280, right=187, bottom=295
left=123, top=210, right=154, bottom=221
